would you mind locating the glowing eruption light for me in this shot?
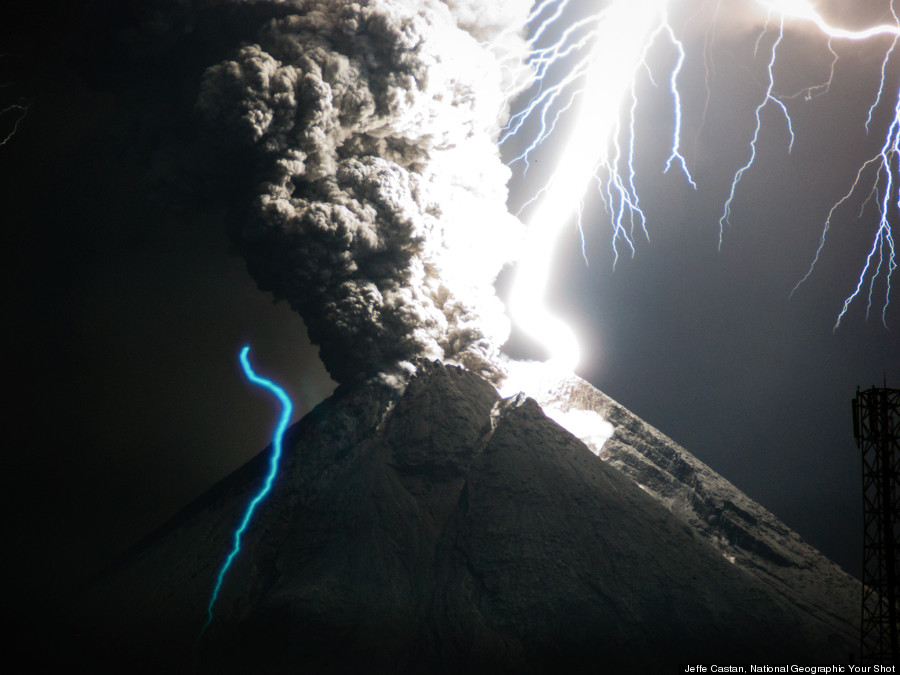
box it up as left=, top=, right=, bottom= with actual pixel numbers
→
left=504, top=0, right=900, bottom=368
left=201, top=345, right=293, bottom=636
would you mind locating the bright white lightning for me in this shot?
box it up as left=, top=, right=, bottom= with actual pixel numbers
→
left=504, top=0, right=694, bottom=372
left=793, top=84, right=899, bottom=329
left=503, top=0, right=900, bottom=370
left=734, top=0, right=900, bottom=327
left=758, top=0, right=900, bottom=41
left=718, top=13, right=795, bottom=246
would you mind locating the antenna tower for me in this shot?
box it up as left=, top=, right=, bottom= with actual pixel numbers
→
left=853, top=386, right=900, bottom=664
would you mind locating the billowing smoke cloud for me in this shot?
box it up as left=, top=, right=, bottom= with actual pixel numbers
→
left=197, top=0, right=531, bottom=384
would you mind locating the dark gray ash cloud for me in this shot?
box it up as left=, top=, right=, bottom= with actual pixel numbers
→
left=198, top=0, right=532, bottom=384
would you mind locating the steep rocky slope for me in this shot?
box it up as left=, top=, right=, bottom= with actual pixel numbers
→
left=70, top=361, right=859, bottom=672
left=513, top=362, right=859, bottom=645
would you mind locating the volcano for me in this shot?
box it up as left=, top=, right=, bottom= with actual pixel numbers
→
left=67, top=360, right=858, bottom=672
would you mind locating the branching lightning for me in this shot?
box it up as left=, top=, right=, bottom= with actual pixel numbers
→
left=734, top=0, right=900, bottom=329
left=718, top=13, right=795, bottom=245
left=201, top=345, right=293, bottom=636
left=502, top=0, right=696, bottom=371
left=501, top=0, right=900, bottom=368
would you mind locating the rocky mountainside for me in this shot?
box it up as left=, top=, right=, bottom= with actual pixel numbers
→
left=67, top=361, right=859, bottom=672
left=509, top=361, right=859, bottom=644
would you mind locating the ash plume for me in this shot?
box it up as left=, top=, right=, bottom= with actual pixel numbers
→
left=198, top=0, right=531, bottom=384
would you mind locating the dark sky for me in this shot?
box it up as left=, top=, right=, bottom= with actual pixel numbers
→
left=5, top=0, right=898, bottom=620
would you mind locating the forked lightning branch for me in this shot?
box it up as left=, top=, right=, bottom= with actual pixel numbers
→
left=503, top=0, right=899, bottom=369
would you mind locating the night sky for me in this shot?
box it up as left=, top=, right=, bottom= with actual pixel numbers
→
left=6, top=0, right=898, bottom=622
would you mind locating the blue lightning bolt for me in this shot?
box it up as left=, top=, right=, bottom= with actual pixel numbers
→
left=200, top=345, right=293, bottom=636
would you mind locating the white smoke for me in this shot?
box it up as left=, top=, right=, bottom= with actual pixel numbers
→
left=198, top=0, right=532, bottom=383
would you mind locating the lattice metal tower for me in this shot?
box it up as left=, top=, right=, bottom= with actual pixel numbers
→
left=853, top=386, right=900, bottom=664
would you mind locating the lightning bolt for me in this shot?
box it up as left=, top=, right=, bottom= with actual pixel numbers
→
left=718, top=12, right=795, bottom=246
left=1, top=54, right=28, bottom=147
left=501, top=0, right=900, bottom=367
left=502, top=0, right=695, bottom=371
left=726, top=1, right=900, bottom=328
left=779, top=0, right=900, bottom=328
left=799, top=84, right=898, bottom=329
left=200, top=345, right=293, bottom=636
left=0, top=102, right=27, bottom=146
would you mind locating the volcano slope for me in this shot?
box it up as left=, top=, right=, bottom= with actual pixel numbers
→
left=69, top=360, right=858, bottom=672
